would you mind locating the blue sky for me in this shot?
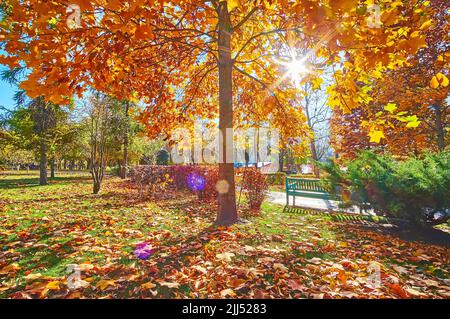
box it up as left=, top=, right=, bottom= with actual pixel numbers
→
left=0, top=47, right=17, bottom=112
left=0, top=65, right=16, bottom=111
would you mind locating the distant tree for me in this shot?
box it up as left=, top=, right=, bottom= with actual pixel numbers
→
left=0, top=144, right=34, bottom=170
left=130, top=136, right=166, bottom=166
left=1, top=67, right=73, bottom=183
left=300, top=81, right=332, bottom=176
left=86, top=93, right=127, bottom=194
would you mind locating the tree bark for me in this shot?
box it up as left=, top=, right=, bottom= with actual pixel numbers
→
left=434, top=105, right=445, bottom=151
left=216, top=3, right=238, bottom=226
left=93, top=176, right=101, bottom=194
left=278, top=148, right=285, bottom=172
left=121, top=101, right=130, bottom=179
left=310, top=137, right=320, bottom=178
left=50, top=157, right=55, bottom=179
left=39, top=139, right=48, bottom=185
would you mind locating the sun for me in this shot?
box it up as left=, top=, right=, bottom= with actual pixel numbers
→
left=276, top=52, right=310, bottom=87
left=286, top=57, right=308, bottom=84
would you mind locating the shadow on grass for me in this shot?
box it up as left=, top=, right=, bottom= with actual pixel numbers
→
left=283, top=206, right=450, bottom=247
left=0, top=175, right=92, bottom=190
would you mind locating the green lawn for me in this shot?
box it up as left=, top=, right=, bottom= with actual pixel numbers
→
left=0, top=171, right=449, bottom=299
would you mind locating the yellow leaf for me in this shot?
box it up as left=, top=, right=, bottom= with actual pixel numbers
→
left=46, top=281, right=61, bottom=290
left=436, top=73, right=449, bottom=87
left=419, top=19, right=432, bottom=30
left=406, top=120, right=421, bottom=128
left=24, top=273, right=42, bottom=280
left=312, top=77, right=323, bottom=90
left=141, top=282, right=156, bottom=290
left=226, top=0, right=239, bottom=11
left=96, top=279, right=116, bottom=290
left=48, top=17, right=58, bottom=25
left=384, top=103, right=397, bottom=114
left=430, top=76, right=439, bottom=89
left=0, top=263, right=20, bottom=275
left=369, top=130, right=385, bottom=143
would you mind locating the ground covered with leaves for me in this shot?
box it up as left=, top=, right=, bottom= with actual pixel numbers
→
left=0, top=171, right=449, bottom=299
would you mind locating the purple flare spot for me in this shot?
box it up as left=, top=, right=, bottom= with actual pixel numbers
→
left=134, top=242, right=156, bottom=260
left=187, top=172, right=206, bottom=192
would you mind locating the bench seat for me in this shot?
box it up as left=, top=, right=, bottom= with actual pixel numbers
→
left=286, top=178, right=332, bottom=205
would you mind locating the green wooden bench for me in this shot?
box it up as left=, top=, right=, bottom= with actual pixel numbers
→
left=286, top=177, right=331, bottom=206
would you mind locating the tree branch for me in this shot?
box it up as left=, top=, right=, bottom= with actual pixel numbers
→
left=233, top=7, right=259, bottom=32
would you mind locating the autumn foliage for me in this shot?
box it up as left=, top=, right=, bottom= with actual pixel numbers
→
left=331, top=0, right=449, bottom=158
left=130, top=165, right=219, bottom=202
left=238, top=168, right=269, bottom=211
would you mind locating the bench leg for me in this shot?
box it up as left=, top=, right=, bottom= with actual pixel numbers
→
left=293, top=195, right=296, bottom=207
left=286, top=194, right=289, bottom=206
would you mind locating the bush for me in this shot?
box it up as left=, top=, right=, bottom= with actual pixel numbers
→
left=194, top=166, right=219, bottom=201
left=130, top=165, right=271, bottom=210
left=321, top=151, right=450, bottom=225
left=129, top=166, right=172, bottom=197
left=239, top=168, right=269, bottom=211
left=264, top=172, right=286, bottom=185
left=129, top=165, right=219, bottom=201
left=170, top=165, right=195, bottom=190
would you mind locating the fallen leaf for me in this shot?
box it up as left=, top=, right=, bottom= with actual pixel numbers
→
left=220, top=288, right=236, bottom=298
left=96, top=279, right=116, bottom=290
left=216, top=252, right=235, bottom=262
left=0, top=263, right=21, bottom=275
left=158, top=282, right=180, bottom=289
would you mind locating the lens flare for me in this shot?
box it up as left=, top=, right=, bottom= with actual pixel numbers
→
left=187, top=172, right=206, bottom=192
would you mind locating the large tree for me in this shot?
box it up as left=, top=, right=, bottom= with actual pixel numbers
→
left=0, top=0, right=434, bottom=224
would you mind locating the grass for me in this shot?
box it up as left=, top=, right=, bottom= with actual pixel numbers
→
left=0, top=171, right=449, bottom=299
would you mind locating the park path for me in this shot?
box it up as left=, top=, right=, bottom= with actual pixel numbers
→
left=266, top=191, right=367, bottom=215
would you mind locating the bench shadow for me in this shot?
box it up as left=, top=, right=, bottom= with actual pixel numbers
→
left=283, top=206, right=450, bottom=247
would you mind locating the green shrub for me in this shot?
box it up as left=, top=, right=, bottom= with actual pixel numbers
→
left=156, top=150, right=170, bottom=165
left=321, top=151, right=450, bottom=225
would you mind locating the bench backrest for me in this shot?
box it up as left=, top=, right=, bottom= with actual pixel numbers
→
left=286, top=178, right=327, bottom=193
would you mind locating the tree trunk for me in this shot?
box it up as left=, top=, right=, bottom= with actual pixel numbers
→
left=434, top=105, right=445, bottom=151
left=121, top=101, right=130, bottom=179
left=310, top=137, right=320, bottom=178
left=39, top=139, right=48, bottom=185
left=279, top=148, right=285, bottom=172
left=117, top=161, right=122, bottom=177
left=50, top=157, right=56, bottom=179
left=91, top=164, right=104, bottom=194
left=216, top=3, right=238, bottom=226
left=93, top=180, right=101, bottom=194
